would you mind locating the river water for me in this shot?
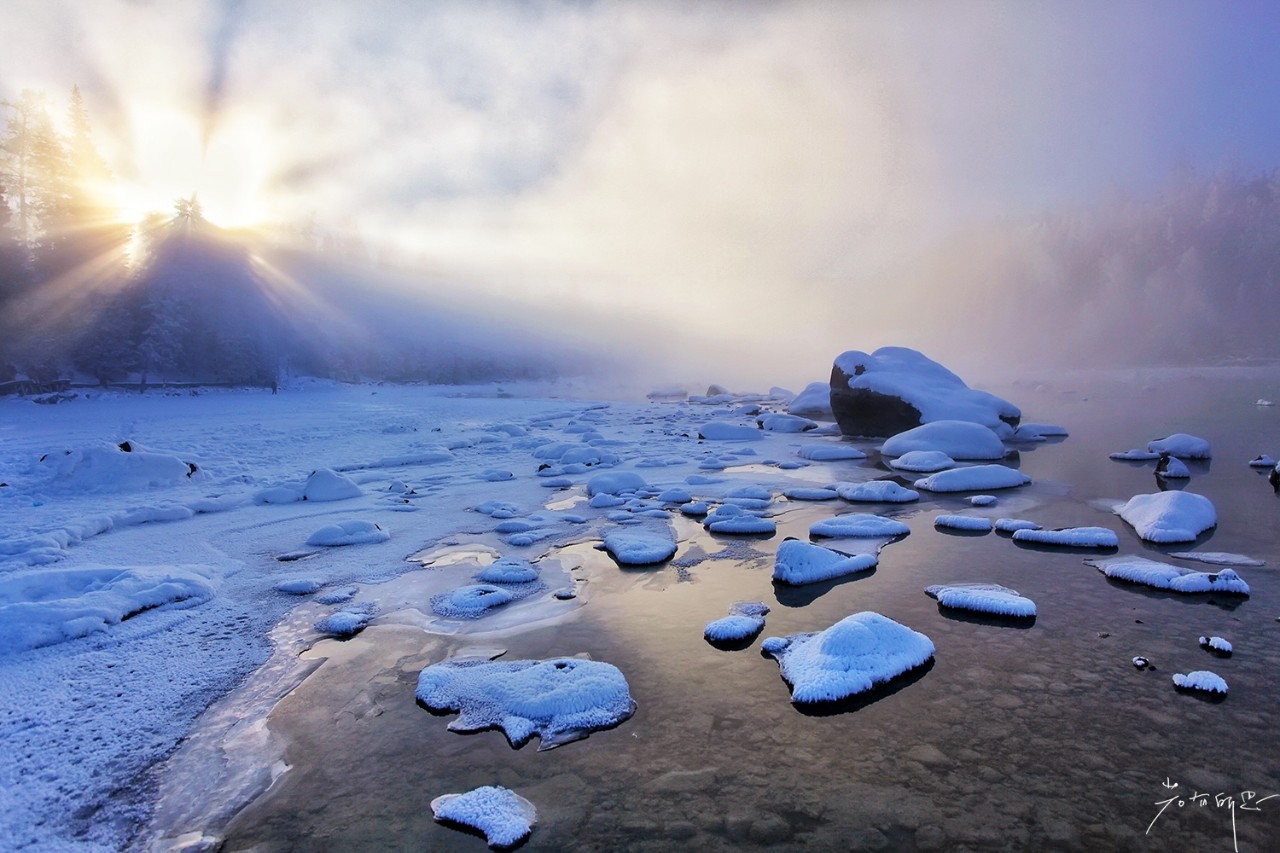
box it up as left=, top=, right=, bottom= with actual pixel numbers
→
left=218, top=369, right=1280, bottom=852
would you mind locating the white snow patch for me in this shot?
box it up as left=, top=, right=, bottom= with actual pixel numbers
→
left=431, top=585, right=517, bottom=619
left=1199, top=635, right=1233, bottom=654
left=302, top=469, right=363, bottom=502
left=704, top=602, right=770, bottom=642
left=1172, top=670, right=1227, bottom=694
left=431, top=785, right=537, bottom=849
left=305, top=520, right=390, bottom=547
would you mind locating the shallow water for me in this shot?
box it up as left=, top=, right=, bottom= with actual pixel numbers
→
left=219, top=373, right=1280, bottom=852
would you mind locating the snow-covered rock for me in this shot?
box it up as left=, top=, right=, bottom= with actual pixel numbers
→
left=704, top=602, right=770, bottom=642
left=36, top=442, right=200, bottom=492
left=881, top=420, right=1006, bottom=461
left=772, top=539, right=877, bottom=585
left=914, top=465, right=1030, bottom=493
left=829, top=347, right=1020, bottom=437
left=887, top=450, right=955, bottom=473
left=302, top=469, right=362, bottom=502
left=934, top=515, right=993, bottom=533
left=1109, top=449, right=1161, bottom=461
left=925, top=582, right=1036, bottom=617
left=1147, top=433, right=1211, bottom=459
left=1155, top=455, right=1191, bottom=479
left=305, top=520, right=390, bottom=547
left=1172, top=670, right=1227, bottom=695
left=758, top=414, right=818, bottom=433
left=0, top=566, right=214, bottom=652
left=1118, top=491, right=1216, bottom=543
left=274, top=578, right=324, bottom=595
left=1010, top=422, right=1068, bottom=441
left=431, top=585, right=517, bottom=619
left=1199, top=635, right=1232, bottom=655
left=1011, top=526, right=1118, bottom=548
left=698, top=422, right=761, bottom=441
left=1249, top=454, right=1277, bottom=468
left=431, top=786, right=537, bottom=849
left=761, top=611, right=935, bottom=703
left=314, top=607, right=373, bottom=637
left=602, top=527, right=677, bottom=565
left=796, top=444, right=867, bottom=461
left=784, top=487, right=839, bottom=501
left=586, top=471, right=647, bottom=496
left=475, top=557, right=540, bottom=584
left=832, top=481, right=920, bottom=503
left=995, top=518, right=1041, bottom=533
left=415, top=657, right=636, bottom=749
left=809, top=514, right=910, bottom=539
left=788, top=382, right=834, bottom=420
left=1087, top=555, right=1249, bottom=595
left=703, top=504, right=776, bottom=535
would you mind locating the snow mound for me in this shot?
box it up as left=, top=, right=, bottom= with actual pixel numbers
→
left=1088, top=556, right=1250, bottom=595
left=1110, top=449, right=1160, bottom=461
left=1156, top=455, right=1191, bottom=479
left=305, top=520, right=389, bottom=547
left=703, top=505, right=776, bottom=535
left=1200, top=635, right=1232, bottom=654
left=925, top=582, right=1036, bottom=617
left=1012, top=526, right=1118, bottom=548
left=602, top=527, right=677, bottom=565
left=758, top=414, right=817, bottom=433
left=416, top=657, right=636, bottom=749
left=1172, top=670, right=1227, bottom=694
left=881, top=420, right=1006, bottom=461
left=810, top=514, right=910, bottom=539
left=914, top=465, right=1030, bottom=493
left=302, top=469, right=362, bottom=502
left=657, top=488, right=693, bottom=504
left=586, top=471, right=648, bottom=496
left=1248, top=454, right=1277, bottom=468
left=772, top=539, right=877, bottom=585
left=830, top=347, right=1020, bottom=437
left=315, top=607, right=373, bottom=637
left=431, top=585, right=517, bottom=619
left=934, top=515, right=993, bottom=532
left=761, top=611, right=934, bottom=703
left=698, top=422, right=761, bottom=441
left=275, top=578, right=323, bottom=595
left=789, top=382, right=834, bottom=420
left=995, top=518, right=1041, bottom=533
left=888, top=450, right=955, bottom=472
left=431, top=785, right=537, bottom=849
left=1118, top=491, right=1216, bottom=543
left=968, top=494, right=997, bottom=506
left=36, top=442, right=199, bottom=492
left=796, top=444, right=867, bottom=461
left=784, top=487, right=839, bottom=501
left=0, top=566, right=214, bottom=653
left=833, top=481, right=920, bottom=503
left=475, top=557, right=540, bottom=584
left=704, top=602, right=770, bottom=642
left=1148, top=433, right=1211, bottom=459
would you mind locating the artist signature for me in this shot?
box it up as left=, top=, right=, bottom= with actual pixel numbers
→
left=1148, top=778, right=1278, bottom=851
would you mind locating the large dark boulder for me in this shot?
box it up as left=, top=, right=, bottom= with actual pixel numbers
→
left=829, top=347, right=1020, bottom=438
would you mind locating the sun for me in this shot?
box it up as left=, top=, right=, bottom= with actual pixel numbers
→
left=111, top=103, right=274, bottom=230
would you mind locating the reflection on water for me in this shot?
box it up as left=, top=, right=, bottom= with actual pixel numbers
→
left=220, top=374, right=1280, bottom=851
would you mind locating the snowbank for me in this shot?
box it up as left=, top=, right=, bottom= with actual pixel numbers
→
left=772, top=539, right=877, bottom=585
left=761, top=611, right=935, bottom=703
left=1118, top=491, right=1216, bottom=543
left=416, top=657, right=636, bottom=749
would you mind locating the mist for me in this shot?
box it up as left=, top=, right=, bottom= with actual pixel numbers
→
left=5, top=0, right=1280, bottom=390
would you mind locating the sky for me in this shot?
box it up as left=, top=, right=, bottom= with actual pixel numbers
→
left=5, top=0, right=1280, bottom=388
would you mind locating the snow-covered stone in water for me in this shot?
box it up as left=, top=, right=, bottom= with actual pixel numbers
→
left=1258, top=399, right=1276, bottom=407
left=833, top=480, right=919, bottom=503
left=914, top=465, right=1030, bottom=493
left=1155, top=455, right=1191, bottom=479
left=0, top=566, right=215, bottom=652
left=315, top=608, right=371, bottom=637
left=704, top=602, right=770, bottom=642
left=1087, top=555, right=1250, bottom=595
left=810, top=514, right=910, bottom=539
left=302, top=469, right=362, bottom=502
left=934, top=515, right=993, bottom=533
left=995, top=518, right=1041, bottom=533
left=1011, top=422, right=1068, bottom=441
left=315, top=586, right=358, bottom=605
left=586, top=471, right=647, bottom=496
left=769, top=386, right=796, bottom=401
left=761, top=611, right=935, bottom=703
left=888, top=450, right=955, bottom=473
left=788, top=381, right=835, bottom=420
left=416, top=657, right=636, bottom=749
left=1172, top=670, right=1227, bottom=695
left=475, top=557, right=539, bottom=584
left=698, top=421, right=761, bottom=441
left=680, top=501, right=710, bottom=517
left=1199, top=635, right=1232, bottom=655
left=431, top=585, right=517, bottom=619
left=657, top=488, right=693, bottom=504
left=275, top=578, right=324, bottom=595
left=772, top=539, right=877, bottom=585
left=830, top=347, right=1020, bottom=437
left=882, top=420, right=1006, bottom=461
left=1132, top=656, right=1151, bottom=669
left=1148, top=433, right=1211, bottom=459
left=704, top=505, right=776, bottom=535
left=1012, top=527, right=1119, bottom=548
left=1168, top=551, right=1265, bottom=567
left=784, top=487, right=839, bottom=501
left=431, top=785, right=537, bottom=849
left=1118, top=491, right=1216, bottom=543
left=925, top=583, right=1036, bottom=618
left=797, top=444, right=867, bottom=461
left=588, top=493, right=627, bottom=509
left=1248, top=454, right=1277, bottom=468
left=1110, top=449, right=1161, bottom=461
left=305, top=520, right=389, bottom=547
left=968, top=494, right=998, bottom=506
left=602, top=527, right=677, bottom=565
left=726, top=485, right=772, bottom=501
left=758, top=414, right=818, bottom=433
